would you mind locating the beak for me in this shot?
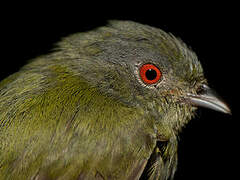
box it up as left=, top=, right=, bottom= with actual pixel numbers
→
left=186, top=85, right=231, bottom=114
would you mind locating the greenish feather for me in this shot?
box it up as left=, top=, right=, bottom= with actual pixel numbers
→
left=0, top=20, right=206, bottom=179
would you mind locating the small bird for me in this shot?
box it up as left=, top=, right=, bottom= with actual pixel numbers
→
left=0, top=21, right=230, bottom=180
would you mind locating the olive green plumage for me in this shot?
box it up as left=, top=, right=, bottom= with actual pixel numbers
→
left=0, top=21, right=206, bottom=179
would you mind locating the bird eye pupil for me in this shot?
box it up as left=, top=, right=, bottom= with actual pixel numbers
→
left=145, top=69, right=157, bottom=80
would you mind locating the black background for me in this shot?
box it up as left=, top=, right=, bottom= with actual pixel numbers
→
left=1, top=2, right=238, bottom=179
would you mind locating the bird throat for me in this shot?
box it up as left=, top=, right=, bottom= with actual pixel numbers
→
left=151, top=99, right=196, bottom=138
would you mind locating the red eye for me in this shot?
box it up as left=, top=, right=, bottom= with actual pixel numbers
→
left=139, top=64, right=162, bottom=84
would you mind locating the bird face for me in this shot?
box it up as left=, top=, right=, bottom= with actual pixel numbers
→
left=130, top=53, right=230, bottom=132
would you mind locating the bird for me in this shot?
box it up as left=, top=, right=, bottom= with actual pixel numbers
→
left=0, top=20, right=231, bottom=180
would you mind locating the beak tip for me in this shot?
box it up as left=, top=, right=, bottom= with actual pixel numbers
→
left=224, top=106, right=232, bottom=115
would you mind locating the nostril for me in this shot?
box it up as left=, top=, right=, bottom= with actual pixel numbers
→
left=196, top=86, right=204, bottom=95
left=196, top=84, right=208, bottom=95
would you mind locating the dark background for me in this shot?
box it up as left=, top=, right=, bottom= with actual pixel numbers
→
left=1, top=2, right=238, bottom=179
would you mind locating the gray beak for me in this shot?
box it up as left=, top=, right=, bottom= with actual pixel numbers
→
left=186, top=85, right=231, bottom=114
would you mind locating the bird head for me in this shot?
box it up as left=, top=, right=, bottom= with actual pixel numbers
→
left=58, top=20, right=230, bottom=135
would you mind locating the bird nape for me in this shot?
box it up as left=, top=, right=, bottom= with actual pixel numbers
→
left=0, top=20, right=231, bottom=180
